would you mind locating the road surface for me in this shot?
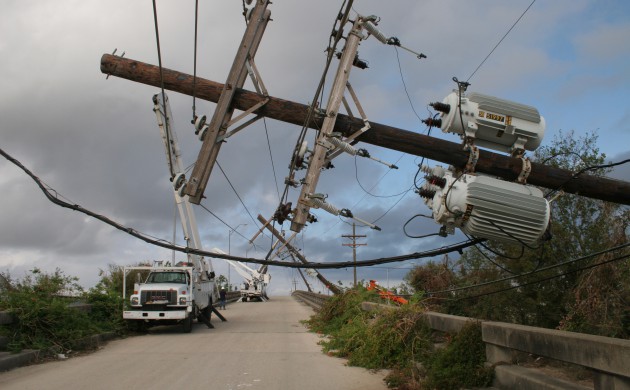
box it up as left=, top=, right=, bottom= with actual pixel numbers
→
left=0, top=296, right=388, bottom=390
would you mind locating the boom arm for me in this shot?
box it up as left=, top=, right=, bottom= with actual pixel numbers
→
left=211, top=247, right=265, bottom=285
left=153, top=93, right=213, bottom=278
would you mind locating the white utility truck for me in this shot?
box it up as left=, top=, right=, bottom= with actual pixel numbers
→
left=211, top=248, right=270, bottom=302
left=121, top=93, right=224, bottom=332
left=123, top=261, right=215, bottom=332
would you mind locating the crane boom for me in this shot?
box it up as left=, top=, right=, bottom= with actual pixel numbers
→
left=152, top=93, right=213, bottom=279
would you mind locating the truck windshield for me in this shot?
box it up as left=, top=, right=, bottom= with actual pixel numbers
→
left=146, top=272, right=188, bottom=284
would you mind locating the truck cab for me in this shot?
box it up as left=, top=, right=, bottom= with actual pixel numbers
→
left=123, top=262, right=215, bottom=332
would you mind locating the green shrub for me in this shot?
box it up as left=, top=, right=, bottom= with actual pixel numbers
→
left=421, top=321, right=493, bottom=389
left=0, top=268, right=128, bottom=353
left=306, top=287, right=432, bottom=379
left=0, top=269, right=97, bottom=352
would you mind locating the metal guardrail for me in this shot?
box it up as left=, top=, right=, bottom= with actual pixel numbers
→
left=291, top=290, right=330, bottom=311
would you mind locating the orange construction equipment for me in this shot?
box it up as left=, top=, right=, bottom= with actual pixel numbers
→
left=367, top=280, right=408, bottom=305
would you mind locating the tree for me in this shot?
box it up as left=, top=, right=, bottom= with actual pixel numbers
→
left=215, top=274, right=228, bottom=289
left=407, top=131, right=630, bottom=336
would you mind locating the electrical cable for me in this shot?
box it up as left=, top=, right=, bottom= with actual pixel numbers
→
left=472, top=236, right=525, bottom=261
left=539, top=151, right=588, bottom=166
left=403, top=214, right=440, bottom=239
left=393, top=46, right=423, bottom=123
left=466, top=0, right=536, bottom=82
left=545, top=158, right=630, bottom=200
left=215, top=161, right=261, bottom=230
left=192, top=0, right=199, bottom=120
left=371, top=189, right=411, bottom=224
left=198, top=203, right=249, bottom=243
left=427, top=241, right=630, bottom=295
left=353, top=155, right=411, bottom=198
left=263, top=117, right=282, bottom=203
left=279, top=0, right=353, bottom=206
left=151, top=0, right=174, bottom=178
left=455, top=253, right=630, bottom=301
left=0, top=144, right=484, bottom=268
left=467, top=237, right=520, bottom=275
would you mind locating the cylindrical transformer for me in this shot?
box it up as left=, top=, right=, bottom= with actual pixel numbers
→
left=436, top=92, right=545, bottom=154
left=425, top=170, right=550, bottom=244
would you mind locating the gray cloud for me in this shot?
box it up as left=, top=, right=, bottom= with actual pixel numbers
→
left=1, top=0, right=629, bottom=293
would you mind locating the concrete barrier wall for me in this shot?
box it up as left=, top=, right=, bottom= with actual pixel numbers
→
left=293, top=290, right=630, bottom=390
left=291, top=291, right=329, bottom=310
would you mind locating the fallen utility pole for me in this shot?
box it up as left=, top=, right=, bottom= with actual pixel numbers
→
left=185, top=0, right=271, bottom=204
left=257, top=214, right=342, bottom=295
left=101, top=54, right=630, bottom=206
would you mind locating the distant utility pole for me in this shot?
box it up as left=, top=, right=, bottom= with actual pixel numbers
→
left=342, top=223, right=367, bottom=287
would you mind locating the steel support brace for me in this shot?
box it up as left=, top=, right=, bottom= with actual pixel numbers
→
left=211, top=305, right=228, bottom=322
left=198, top=311, right=215, bottom=328
left=518, top=157, right=532, bottom=184
left=464, top=144, right=480, bottom=172
left=326, top=81, right=371, bottom=162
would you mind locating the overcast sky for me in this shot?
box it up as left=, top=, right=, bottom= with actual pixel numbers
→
left=1, top=0, right=629, bottom=295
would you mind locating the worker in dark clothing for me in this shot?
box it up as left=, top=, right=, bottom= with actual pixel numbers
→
left=219, top=288, right=227, bottom=310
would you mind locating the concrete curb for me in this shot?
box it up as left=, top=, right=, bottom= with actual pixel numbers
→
left=0, top=332, right=119, bottom=373
left=0, top=350, right=40, bottom=372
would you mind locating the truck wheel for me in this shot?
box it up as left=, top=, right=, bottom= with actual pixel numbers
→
left=182, top=314, right=193, bottom=333
left=134, top=321, right=148, bottom=333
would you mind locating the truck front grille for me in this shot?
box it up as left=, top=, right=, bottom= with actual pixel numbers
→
left=141, top=290, right=177, bottom=305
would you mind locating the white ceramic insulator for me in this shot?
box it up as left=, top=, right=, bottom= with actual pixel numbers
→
left=363, top=20, right=388, bottom=44
left=328, top=137, right=357, bottom=156
left=310, top=196, right=341, bottom=216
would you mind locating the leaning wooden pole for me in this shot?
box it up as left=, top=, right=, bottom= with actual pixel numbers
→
left=257, top=214, right=342, bottom=295
left=101, top=54, right=630, bottom=205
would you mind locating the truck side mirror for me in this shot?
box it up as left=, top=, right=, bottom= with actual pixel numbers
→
left=135, top=273, right=142, bottom=283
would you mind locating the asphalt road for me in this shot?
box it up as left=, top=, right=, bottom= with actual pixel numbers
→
left=0, top=296, right=388, bottom=390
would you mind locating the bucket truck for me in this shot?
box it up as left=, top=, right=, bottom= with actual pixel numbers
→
left=211, top=248, right=270, bottom=302
left=122, top=93, right=220, bottom=332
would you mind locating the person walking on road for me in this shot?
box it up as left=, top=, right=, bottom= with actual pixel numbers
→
left=219, top=287, right=227, bottom=310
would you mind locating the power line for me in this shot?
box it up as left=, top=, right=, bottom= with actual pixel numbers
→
left=0, top=146, right=481, bottom=269
left=466, top=0, right=536, bottom=82
left=198, top=203, right=249, bottom=242
left=371, top=189, right=411, bottom=224
left=151, top=0, right=174, bottom=178
left=427, top=242, right=630, bottom=295
left=545, top=158, right=630, bottom=199
left=191, top=0, right=199, bottom=120
left=456, top=253, right=630, bottom=301
left=215, top=160, right=260, bottom=229
left=393, top=46, right=423, bottom=123
left=354, top=155, right=411, bottom=198
left=279, top=0, right=354, bottom=206
left=263, top=118, right=281, bottom=203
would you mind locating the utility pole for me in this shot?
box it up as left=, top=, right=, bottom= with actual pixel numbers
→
left=290, top=18, right=364, bottom=233
left=184, top=0, right=271, bottom=204
left=257, top=214, right=342, bottom=294
left=342, top=223, right=367, bottom=287
left=100, top=54, right=630, bottom=206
